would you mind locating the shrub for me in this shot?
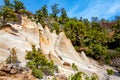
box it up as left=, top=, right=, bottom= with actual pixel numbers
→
left=107, top=69, right=114, bottom=75
left=6, top=48, right=18, bottom=65
left=74, top=46, right=80, bottom=52
left=26, top=45, right=56, bottom=79
left=32, top=68, right=43, bottom=79
left=86, top=44, right=110, bottom=64
left=68, top=72, right=84, bottom=80
left=105, top=54, right=111, bottom=64
left=72, top=63, right=78, bottom=71
left=54, top=65, right=59, bottom=73
left=116, top=47, right=120, bottom=52
left=91, top=73, right=99, bottom=80
left=68, top=72, right=99, bottom=80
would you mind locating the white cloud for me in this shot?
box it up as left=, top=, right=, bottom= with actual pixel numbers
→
left=67, top=0, right=90, bottom=18
left=107, top=4, right=120, bottom=14
left=67, top=0, right=120, bottom=20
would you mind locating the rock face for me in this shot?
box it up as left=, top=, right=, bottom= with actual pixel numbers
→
left=0, top=16, right=40, bottom=67
left=0, top=63, right=37, bottom=80
left=0, top=17, right=120, bottom=80
left=39, top=25, right=98, bottom=76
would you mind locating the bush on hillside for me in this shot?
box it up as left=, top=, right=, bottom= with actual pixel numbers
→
left=107, top=69, right=114, bottom=75
left=68, top=72, right=99, bottom=80
left=26, top=45, right=56, bottom=79
left=72, top=63, right=78, bottom=71
left=6, top=48, right=19, bottom=66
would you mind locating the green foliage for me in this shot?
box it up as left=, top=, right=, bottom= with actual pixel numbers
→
left=54, top=65, right=59, bottom=73
left=90, top=73, right=99, bottom=80
left=51, top=4, right=60, bottom=19
left=64, top=19, right=86, bottom=47
left=52, top=22, right=60, bottom=34
left=91, top=17, right=99, bottom=22
left=26, top=45, right=56, bottom=79
left=0, top=6, right=18, bottom=25
left=4, top=0, right=13, bottom=8
left=60, top=8, right=67, bottom=19
left=4, top=0, right=10, bottom=6
left=68, top=72, right=84, bottom=80
left=0, top=0, right=26, bottom=26
left=32, top=68, right=43, bottom=79
left=41, top=5, right=48, bottom=17
left=18, top=9, right=32, bottom=20
left=116, top=47, right=120, bottom=51
left=107, top=69, right=114, bottom=75
left=85, top=28, right=108, bottom=45
left=88, top=44, right=107, bottom=59
left=13, top=0, right=25, bottom=12
left=52, top=77, right=57, bottom=80
left=83, top=25, right=110, bottom=64
left=35, top=5, right=48, bottom=27
left=6, top=48, right=18, bottom=64
left=35, top=9, right=43, bottom=22
left=68, top=72, right=99, bottom=80
left=74, top=46, right=80, bottom=52
left=59, top=8, right=68, bottom=24
left=72, top=63, right=78, bottom=71
left=108, top=50, right=120, bottom=59
left=105, top=53, right=111, bottom=64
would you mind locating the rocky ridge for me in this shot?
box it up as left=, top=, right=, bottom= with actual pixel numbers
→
left=0, top=16, right=119, bottom=80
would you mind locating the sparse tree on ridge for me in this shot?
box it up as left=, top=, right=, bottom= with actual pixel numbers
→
left=51, top=3, right=60, bottom=19
left=13, top=0, right=25, bottom=12
left=0, top=6, right=17, bottom=26
left=35, top=5, right=48, bottom=27
left=4, top=0, right=13, bottom=8
left=59, top=8, right=68, bottom=24
left=41, top=5, right=48, bottom=18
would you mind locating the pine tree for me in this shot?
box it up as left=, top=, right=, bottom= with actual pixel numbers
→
left=51, top=4, right=60, bottom=19
left=13, top=0, right=25, bottom=12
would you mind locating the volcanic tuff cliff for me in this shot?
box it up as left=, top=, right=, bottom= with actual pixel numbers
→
left=0, top=16, right=119, bottom=80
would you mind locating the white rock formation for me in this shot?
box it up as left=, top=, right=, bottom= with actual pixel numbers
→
left=0, top=17, right=119, bottom=80
left=0, top=17, right=40, bottom=67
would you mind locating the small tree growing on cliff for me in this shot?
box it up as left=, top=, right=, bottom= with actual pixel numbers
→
left=13, top=0, right=25, bottom=13
left=107, top=69, right=114, bottom=75
left=6, top=48, right=20, bottom=66
left=72, top=63, right=78, bottom=71
left=68, top=72, right=99, bottom=80
left=26, top=45, right=56, bottom=79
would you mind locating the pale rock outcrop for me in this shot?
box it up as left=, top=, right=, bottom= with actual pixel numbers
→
left=0, top=63, right=37, bottom=80
left=38, top=22, right=120, bottom=80
left=0, top=16, right=40, bottom=67
left=21, top=16, right=38, bottom=29
left=80, top=51, right=90, bottom=64
left=0, top=17, right=120, bottom=80
left=39, top=26, right=98, bottom=77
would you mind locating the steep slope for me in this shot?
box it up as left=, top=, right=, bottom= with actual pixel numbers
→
left=0, top=16, right=40, bottom=67
left=39, top=25, right=111, bottom=80
left=0, top=17, right=119, bottom=80
left=39, top=26, right=96, bottom=73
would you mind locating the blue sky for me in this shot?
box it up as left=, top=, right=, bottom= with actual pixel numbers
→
left=0, top=0, right=120, bottom=20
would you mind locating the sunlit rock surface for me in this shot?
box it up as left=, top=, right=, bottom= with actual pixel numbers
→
left=0, top=17, right=119, bottom=80
left=0, top=17, right=40, bottom=67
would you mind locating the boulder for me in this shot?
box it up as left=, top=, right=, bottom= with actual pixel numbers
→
left=10, top=68, right=18, bottom=74
left=1, top=66, right=10, bottom=73
left=63, top=62, right=70, bottom=66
